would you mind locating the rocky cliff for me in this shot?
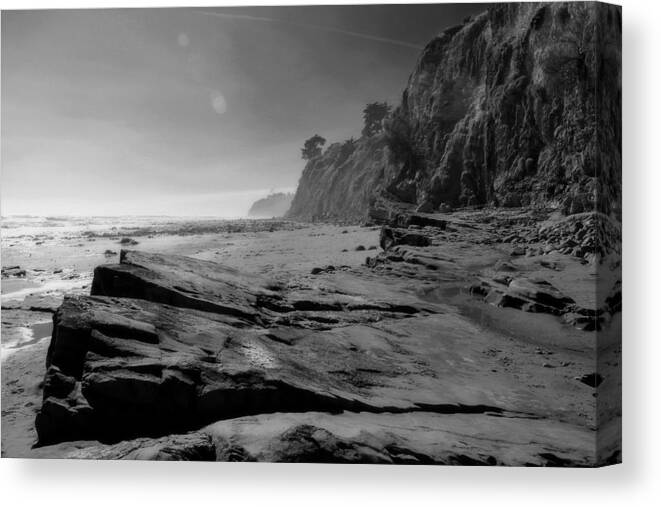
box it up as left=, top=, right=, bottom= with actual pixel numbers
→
left=248, top=192, right=294, bottom=218
left=287, top=2, right=621, bottom=222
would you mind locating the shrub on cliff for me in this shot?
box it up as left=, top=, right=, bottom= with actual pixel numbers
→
left=301, top=134, right=326, bottom=160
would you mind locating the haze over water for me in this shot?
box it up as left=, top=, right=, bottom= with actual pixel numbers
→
left=1, top=4, right=485, bottom=217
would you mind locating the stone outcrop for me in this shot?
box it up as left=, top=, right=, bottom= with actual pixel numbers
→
left=34, top=242, right=615, bottom=465
left=207, top=411, right=594, bottom=466
left=247, top=192, right=294, bottom=218
left=66, top=433, right=216, bottom=461
left=37, top=251, right=440, bottom=445
left=380, top=226, right=431, bottom=250
left=287, top=2, right=621, bottom=223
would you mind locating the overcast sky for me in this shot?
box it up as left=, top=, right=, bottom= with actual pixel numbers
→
left=1, top=4, right=487, bottom=217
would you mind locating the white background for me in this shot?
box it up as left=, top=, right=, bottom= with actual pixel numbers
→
left=1, top=0, right=658, bottom=505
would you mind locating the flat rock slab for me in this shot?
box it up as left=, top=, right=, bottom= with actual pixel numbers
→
left=29, top=432, right=215, bottom=461
left=35, top=249, right=602, bottom=465
left=90, top=250, right=283, bottom=322
left=38, top=294, right=550, bottom=446
left=205, top=411, right=595, bottom=466
left=66, top=433, right=216, bottom=461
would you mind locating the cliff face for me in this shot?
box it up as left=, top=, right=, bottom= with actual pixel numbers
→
left=248, top=192, right=294, bottom=218
left=288, top=2, right=621, bottom=222
left=286, top=137, right=394, bottom=223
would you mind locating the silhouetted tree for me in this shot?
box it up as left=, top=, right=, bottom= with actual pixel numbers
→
left=362, top=102, right=391, bottom=137
left=301, top=134, right=326, bottom=160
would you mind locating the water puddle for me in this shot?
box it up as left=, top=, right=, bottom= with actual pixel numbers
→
left=1, top=276, right=90, bottom=304
left=1, top=321, right=53, bottom=361
left=418, top=280, right=590, bottom=348
left=31, top=321, right=54, bottom=341
left=1, top=278, right=40, bottom=295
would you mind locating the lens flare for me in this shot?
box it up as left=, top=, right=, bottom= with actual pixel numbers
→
left=177, top=32, right=190, bottom=47
left=210, top=90, right=227, bottom=114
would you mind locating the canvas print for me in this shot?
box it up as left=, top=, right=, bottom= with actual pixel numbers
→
left=1, top=2, right=621, bottom=466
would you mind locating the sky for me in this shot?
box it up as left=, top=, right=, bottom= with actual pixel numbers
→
left=1, top=3, right=487, bottom=217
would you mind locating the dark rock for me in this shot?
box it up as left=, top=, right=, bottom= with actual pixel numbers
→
left=380, top=226, right=431, bottom=251
left=563, top=312, right=604, bottom=332
left=506, top=278, right=574, bottom=311
left=469, top=282, right=490, bottom=298
left=404, top=214, right=447, bottom=230
left=2, top=266, right=26, bottom=278
left=472, top=276, right=576, bottom=317
left=355, top=245, right=366, bottom=251
left=605, top=280, right=622, bottom=314
left=311, top=266, right=336, bottom=275
left=577, top=373, right=604, bottom=388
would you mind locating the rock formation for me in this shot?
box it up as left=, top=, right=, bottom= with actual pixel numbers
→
left=287, top=2, right=621, bottom=222
left=33, top=207, right=621, bottom=466
left=248, top=192, right=294, bottom=218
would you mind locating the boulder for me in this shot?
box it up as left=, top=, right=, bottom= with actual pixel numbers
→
left=506, top=278, right=575, bottom=312
left=471, top=277, right=576, bottom=316
left=379, top=226, right=431, bottom=251
left=577, top=373, right=604, bottom=388
left=1, top=266, right=26, bottom=278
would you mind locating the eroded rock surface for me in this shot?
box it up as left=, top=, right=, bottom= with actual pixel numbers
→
left=206, top=411, right=594, bottom=466
left=34, top=225, right=619, bottom=465
left=63, top=433, right=215, bottom=461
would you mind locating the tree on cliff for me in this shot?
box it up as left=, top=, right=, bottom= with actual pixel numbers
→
left=301, top=134, right=326, bottom=160
left=362, top=102, right=391, bottom=137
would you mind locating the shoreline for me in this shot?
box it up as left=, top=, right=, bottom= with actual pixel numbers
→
left=1, top=210, right=620, bottom=464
